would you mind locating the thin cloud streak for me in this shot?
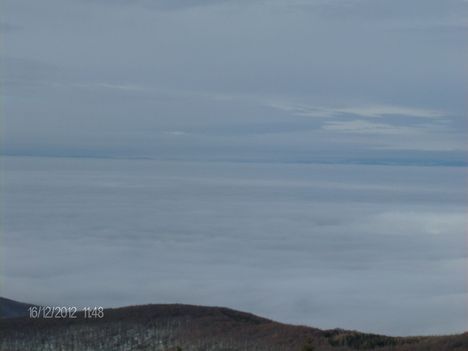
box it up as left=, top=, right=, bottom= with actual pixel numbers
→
left=264, top=101, right=446, bottom=119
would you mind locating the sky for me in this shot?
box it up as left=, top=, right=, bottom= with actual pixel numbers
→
left=0, top=0, right=467, bottom=337
left=1, top=0, right=467, bottom=163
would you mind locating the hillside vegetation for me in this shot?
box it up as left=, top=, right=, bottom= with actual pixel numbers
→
left=0, top=303, right=466, bottom=351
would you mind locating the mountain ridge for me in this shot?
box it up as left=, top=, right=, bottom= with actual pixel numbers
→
left=0, top=296, right=37, bottom=319
left=0, top=297, right=466, bottom=350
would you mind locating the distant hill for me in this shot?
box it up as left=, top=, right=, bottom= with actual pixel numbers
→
left=0, top=297, right=37, bottom=319
left=0, top=298, right=466, bottom=350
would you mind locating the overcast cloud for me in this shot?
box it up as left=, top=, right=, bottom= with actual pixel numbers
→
left=2, top=0, right=467, bottom=163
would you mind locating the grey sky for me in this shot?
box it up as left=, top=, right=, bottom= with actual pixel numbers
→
left=1, top=0, right=467, bottom=163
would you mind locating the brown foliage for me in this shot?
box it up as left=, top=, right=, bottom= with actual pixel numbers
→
left=0, top=304, right=466, bottom=351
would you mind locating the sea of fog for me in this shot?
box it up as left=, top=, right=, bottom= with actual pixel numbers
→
left=1, top=156, right=466, bottom=335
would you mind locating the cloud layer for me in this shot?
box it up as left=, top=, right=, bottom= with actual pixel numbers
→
left=2, top=156, right=466, bottom=336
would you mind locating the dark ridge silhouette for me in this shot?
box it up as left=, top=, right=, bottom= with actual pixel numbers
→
left=0, top=298, right=466, bottom=350
left=0, top=297, right=37, bottom=319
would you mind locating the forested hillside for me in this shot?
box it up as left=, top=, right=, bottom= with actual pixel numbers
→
left=0, top=303, right=466, bottom=351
